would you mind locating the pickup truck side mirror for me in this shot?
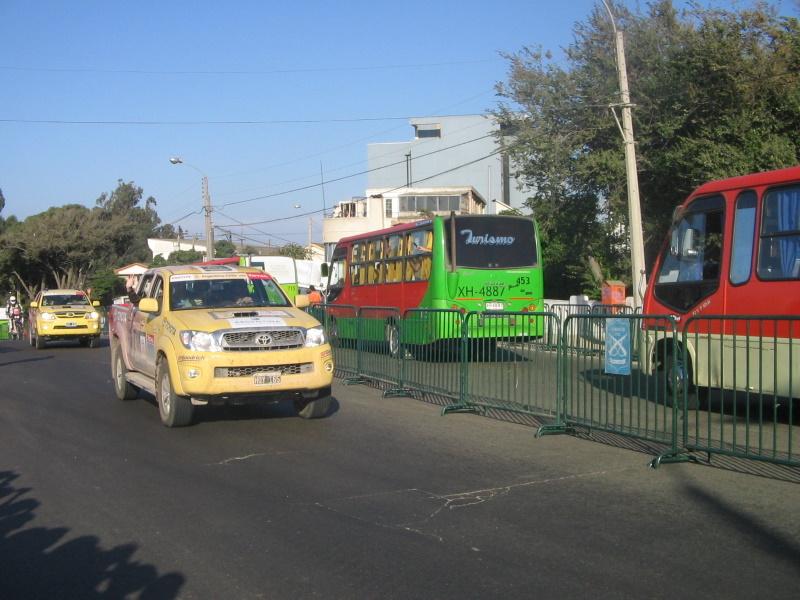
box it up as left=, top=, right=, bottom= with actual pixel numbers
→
left=30, top=301, right=38, bottom=308
left=92, top=300, right=100, bottom=307
left=138, top=297, right=160, bottom=313
left=295, top=294, right=310, bottom=309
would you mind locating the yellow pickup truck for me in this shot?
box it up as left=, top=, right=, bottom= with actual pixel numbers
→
left=108, top=264, right=334, bottom=427
left=29, top=289, right=102, bottom=349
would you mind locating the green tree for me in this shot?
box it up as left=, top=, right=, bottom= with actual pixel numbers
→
left=167, top=249, right=204, bottom=264
left=495, top=1, right=800, bottom=298
left=0, top=180, right=171, bottom=299
left=279, top=243, right=310, bottom=260
left=214, top=239, right=237, bottom=258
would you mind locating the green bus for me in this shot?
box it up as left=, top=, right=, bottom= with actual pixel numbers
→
left=324, top=214, right=544, bottom=356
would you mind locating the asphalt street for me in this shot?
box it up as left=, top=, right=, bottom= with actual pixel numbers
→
left=1, top=338, right=799, bottom=599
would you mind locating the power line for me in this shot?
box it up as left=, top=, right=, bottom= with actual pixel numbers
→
left=0, top=116, right=412, bottom=126
left=219, top=133, right=496, bottom=209
left=215, top=209, right=299, bottom=246
left=223, top=146, right=507, bottom=229
left=0, top=58, right=499, bottom=76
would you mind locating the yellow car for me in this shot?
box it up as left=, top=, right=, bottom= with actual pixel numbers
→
left=109, top=264, right=334, bottom=427
left=29, top=289, right=102, bottom=349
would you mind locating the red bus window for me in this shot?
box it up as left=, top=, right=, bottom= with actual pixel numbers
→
left=757, top=184, right=800, bottom=280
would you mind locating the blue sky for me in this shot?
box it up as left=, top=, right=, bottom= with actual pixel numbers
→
left=0, top=0, right=793, bottom=247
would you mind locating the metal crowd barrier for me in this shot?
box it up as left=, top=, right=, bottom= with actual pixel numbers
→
left=677, top=315, right=799, bottom=467
left=557, top=313, right=680, bottom=452
left=316, top=304, right=799, bottom=472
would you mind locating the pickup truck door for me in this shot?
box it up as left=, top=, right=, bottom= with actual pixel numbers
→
left=130, top=274, right=162, bottom=377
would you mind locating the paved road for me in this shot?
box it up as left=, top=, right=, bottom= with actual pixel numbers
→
left=1, top=339, right=799, bottom=599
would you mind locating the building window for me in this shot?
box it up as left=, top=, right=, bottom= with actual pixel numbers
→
left=385, top=198, right=393, bottom=218
left=399, top=195, right=461, bottom=213
left=414, top=124, right=441, bottom=139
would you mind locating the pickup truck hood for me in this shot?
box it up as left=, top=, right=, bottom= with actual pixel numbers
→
left=168, top=307, right=319, bottom=332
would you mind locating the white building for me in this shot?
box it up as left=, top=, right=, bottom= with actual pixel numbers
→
left=366, top=115, right=526, bottom=212
left=322, top=187, right=485, bottom=257
left=147, top=238, right=207, bottom=260
left=320, top=114, right=523, bottom=258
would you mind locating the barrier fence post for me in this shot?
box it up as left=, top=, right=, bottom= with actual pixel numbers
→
left=342, top=307, right=368, bottom=385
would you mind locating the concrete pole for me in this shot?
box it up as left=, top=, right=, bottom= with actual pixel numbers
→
left=202, top=176, right=215, bottom=261
left=613, top=30, right=646, bottom=308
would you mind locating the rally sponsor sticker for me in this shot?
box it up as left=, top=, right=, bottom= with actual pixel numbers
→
left=227, top=317, right=287, bottom=328
left=170, top=273, right=250, bottom=282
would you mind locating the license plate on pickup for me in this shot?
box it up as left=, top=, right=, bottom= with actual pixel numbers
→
left=254, top=373, right=281, bottom=385
left=485, top=302, right=504, bottom=311
left=64, top=321, right=77, bottom=328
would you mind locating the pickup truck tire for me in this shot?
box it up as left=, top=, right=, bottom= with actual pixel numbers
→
left=35, top=332, right=46, bottom=350
left=294, top=388, right=331, bottom=419
left=111, top=344, right=138, bottom=401
left=88, top=336, right=101, bottom=349
left=156, top=359, right=194, bottom=427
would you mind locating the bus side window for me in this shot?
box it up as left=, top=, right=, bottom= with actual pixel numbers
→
left=758, top=184, right=800, bottom=280
left=405, top=255, right=431, bottom=282
left=386, top=259, right=402, bottom=283
left=388, top=235, right=402, bottom=258
left=730, top=190, right=756, bottom=285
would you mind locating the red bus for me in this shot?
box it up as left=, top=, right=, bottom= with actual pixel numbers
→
left=643, top=165, right=800, bottom=398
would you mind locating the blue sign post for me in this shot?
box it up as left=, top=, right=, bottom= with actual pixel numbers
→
left=605, top=318, right=631, bottom=375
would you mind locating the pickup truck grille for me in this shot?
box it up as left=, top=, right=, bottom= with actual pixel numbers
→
left=221, top=329, right=304, bottom=351
left=53, top=310, right=89, bottom=318
left=215, top=363, right=313, bottom=377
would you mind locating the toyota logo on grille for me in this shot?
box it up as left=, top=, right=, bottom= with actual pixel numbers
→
left=255, top=333, right=272, bottom=346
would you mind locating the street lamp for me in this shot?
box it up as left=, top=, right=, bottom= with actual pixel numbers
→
left=169, top=156, right=215, bottom=261
left=600, top=0, right=646, bottom=308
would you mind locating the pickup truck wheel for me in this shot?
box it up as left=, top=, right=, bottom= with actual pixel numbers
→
left=156, top=360, right=194, bottom=427
left=35, top=333, right=46, bottom=350
left=111, top=344, right=138, bottom=400
left=88, top=336, right=100, bottom=349
left=294, top=388, right=331, bottom=419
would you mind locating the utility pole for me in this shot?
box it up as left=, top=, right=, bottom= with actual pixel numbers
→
left=202, top=176, right=215, bottom=261
left=603, top=0, right=646, bottom=308
left=170, top=156, right=215, bottom=262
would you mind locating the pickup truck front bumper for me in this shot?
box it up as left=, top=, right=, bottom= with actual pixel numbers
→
left=37, top=320, right=101, bottom=339
left=172, top=344, right=334, bottom=399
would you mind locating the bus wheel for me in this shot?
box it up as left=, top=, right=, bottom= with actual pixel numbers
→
left=385, top=321, right=400, bottom=357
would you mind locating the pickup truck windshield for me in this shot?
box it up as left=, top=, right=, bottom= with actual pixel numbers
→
left=41, top=294, right=91, bottom=306
left=170, top=276, right=291, bottom=310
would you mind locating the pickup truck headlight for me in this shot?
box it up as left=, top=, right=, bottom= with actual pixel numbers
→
left=304, top=326, right=326, bottom=347
left=179, top=330, right=221, bottom=352
left=87, top=311, right=100, bottom=320
left=41, top=312, right=56, bottom=321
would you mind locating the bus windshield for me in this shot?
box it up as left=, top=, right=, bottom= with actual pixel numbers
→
left=446, top=216, right=537, bottom=268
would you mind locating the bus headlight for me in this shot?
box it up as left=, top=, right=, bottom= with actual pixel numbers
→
left=304, top=326, right=326, bottom=347
left=180, top=330, right=221, bottom=352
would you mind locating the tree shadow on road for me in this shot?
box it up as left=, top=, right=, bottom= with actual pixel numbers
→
left=0, top=470, right=185, bottom=599
left=682, top=481, right=800, bottom=574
